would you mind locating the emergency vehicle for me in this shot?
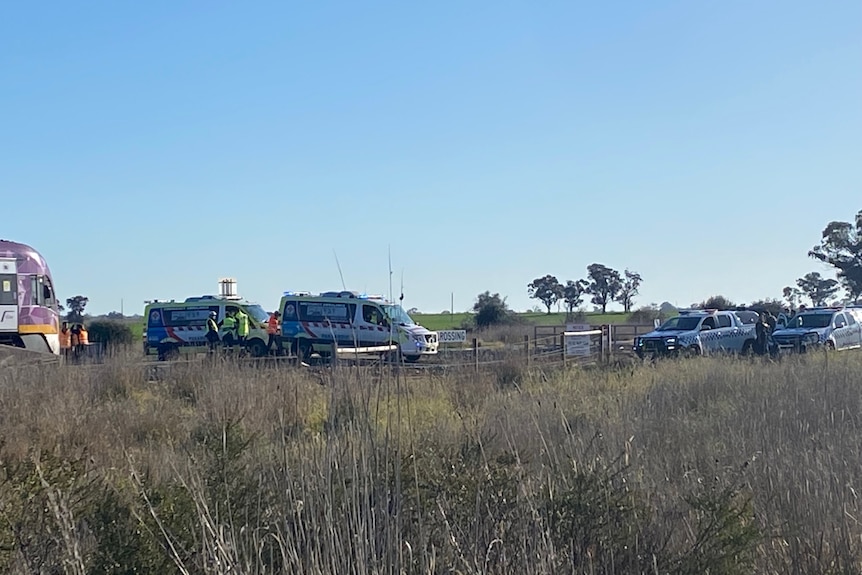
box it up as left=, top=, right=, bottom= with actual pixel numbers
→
left=278, top=290, right=439, bottom=362
left=143, top=279, right=272, bottom=360
left=770, top=306, right=862, bottom=353
left=633, top=309, right=760, bottom=358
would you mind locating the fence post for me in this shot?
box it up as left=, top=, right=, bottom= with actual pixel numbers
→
left=560, top=333, right=567, bottom=367
left=599, top=326, right=606, bottom=363
left=330, top=342, right=338, bottom=368
left=472, top=337, right=479, bottom=373
left=524, top=334, right=530, bottom=367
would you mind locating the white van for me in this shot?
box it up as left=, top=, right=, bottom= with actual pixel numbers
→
left=278, top=290, right=438, bottom=362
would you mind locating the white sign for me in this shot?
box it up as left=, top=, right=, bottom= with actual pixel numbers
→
left=565, top=333, right=591, bottom=356
left=566, top=323, right=590, bottom=333
left=437, top=329, right=467, bottom=343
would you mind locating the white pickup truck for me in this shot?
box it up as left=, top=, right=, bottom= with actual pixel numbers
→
left=634, top=309, right=760, bottom=358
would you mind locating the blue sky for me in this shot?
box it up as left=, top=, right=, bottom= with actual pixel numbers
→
left=2, top=1, right=860, bottom=315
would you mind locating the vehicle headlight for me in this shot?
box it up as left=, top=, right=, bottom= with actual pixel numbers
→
left=665, top=337, right=677, bottom=344
left=635, top=337, right=642, bottom=347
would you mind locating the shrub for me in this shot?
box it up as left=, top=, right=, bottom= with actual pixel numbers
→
left=86, top=320, right=134, bottom=349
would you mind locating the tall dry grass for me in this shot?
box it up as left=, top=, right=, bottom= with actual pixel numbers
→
left=0, top=349, right=861, bottom=573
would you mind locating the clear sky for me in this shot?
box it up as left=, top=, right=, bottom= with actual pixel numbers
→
left=2, top=1, right=860, bottom=316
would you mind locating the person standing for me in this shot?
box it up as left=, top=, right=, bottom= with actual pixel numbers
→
left=78, top=324, right=89, bottom=356
left=267, top=310, right=283, bottom=355
left=205, top=311, right=220, bottom=353
left=755, top=313, right=768, bottom=356
left=235, top=307, right=250, bottom=349
left=220, top=309, right=237, bottom=349
left=59, top=321, right=72, bottom=360
left=70, top=323, right=82, bottom=361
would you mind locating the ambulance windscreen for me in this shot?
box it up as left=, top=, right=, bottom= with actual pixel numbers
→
left=383, top=305, right=415, bottom=326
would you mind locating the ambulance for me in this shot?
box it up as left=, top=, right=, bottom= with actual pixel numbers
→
left=278, top=290, right=438, bottom=362
left=143, top=279, right=272, bottom=360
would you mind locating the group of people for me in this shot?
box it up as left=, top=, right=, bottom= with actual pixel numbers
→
left=59, top=321, right=89, bottom=361
left=204, top=307, right=284, bottom=356
left=754, top=310, right=779, bottom=356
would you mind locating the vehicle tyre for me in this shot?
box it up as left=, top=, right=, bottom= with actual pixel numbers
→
left=294, top=340, right=313, bottom=362
left=402, top=354, right=421, bottom=363
left=157, top=344, right=178, bottom=362
left=825, top=340, right=835, bottom=352
left=248, top=339, right=268, bottom=358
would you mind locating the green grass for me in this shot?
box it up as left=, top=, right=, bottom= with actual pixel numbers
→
left=413, top=311, right=634, bottom=331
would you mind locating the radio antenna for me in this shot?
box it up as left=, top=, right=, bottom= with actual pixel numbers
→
left=388, top=246, right=393, bottom=303
left=333, top=250, right=346, bottom=291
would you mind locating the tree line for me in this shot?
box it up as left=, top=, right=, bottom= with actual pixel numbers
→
left=527, top=264, right=643, bottom=316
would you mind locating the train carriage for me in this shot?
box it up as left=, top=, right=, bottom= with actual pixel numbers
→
left=0, top=240, right=61, bottom=354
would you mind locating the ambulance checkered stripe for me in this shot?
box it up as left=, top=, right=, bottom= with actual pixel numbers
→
left=304, top=322, right=386, bottom=331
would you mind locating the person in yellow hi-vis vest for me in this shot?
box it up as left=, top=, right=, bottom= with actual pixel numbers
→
left=219, top=309, right=238, bottom=349
left=235, top=307, right=250, bottom=348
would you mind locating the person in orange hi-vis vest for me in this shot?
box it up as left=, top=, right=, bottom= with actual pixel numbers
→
left=59, top=321, right=72, bottom=359
left=267, top=310, right=283, bottom=355
left=76, top=323, right=89, bottom=359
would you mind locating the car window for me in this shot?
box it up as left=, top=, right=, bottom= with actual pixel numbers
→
left=717, top=314, right=732, bottom=328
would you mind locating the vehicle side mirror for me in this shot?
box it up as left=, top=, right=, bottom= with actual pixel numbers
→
left=836, top=321, right=846, bottom=328
left=700, top=325, right=711, bottom=331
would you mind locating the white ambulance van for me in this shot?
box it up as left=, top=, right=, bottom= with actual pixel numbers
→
left=279, top=290, right=438, bottom=362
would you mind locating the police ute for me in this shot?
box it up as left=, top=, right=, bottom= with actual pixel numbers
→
left=634, top=309, right=759, bottom=358
left=770, top=307, right=862, bottom=353
left=279, top=290, right=438, bottom=362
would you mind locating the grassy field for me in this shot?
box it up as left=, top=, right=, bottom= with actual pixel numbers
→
left=1, top=350, right=861, bottom=573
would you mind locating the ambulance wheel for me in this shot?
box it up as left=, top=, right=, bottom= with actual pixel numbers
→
left=248, top=339, right=267, bottom=358
left=157, top=344, right=179, bottom=361
left=294, top=340, right=312, bottom=362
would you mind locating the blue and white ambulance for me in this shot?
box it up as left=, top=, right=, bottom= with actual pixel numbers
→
left=144, top=293, right=271, bottom=360
left=278, top=290, right=438, bottom=362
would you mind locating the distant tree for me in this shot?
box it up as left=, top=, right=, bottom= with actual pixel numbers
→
left=586, top=264, right=622, bottom=314
left=562, top=279, right=589, bottom=318
left=527, top=275, right=563, bottom=314
left=796, top=272, right=839, bottom=306
left=697, top=295, right=735, bottom=310
left=615, top=269, right=643, bottom=313
left=65, top=295, right=89, bottom=323
left=471, top=291, right=511, bottom=328
left=782, top=286, right=802, bottom=311
left=106, top=311, right=124, bottom=320
left=659, top=302, right=677, bottom=315
left=808, top=210, right=862, bottom=302
left=440, top=310, right=451, bottom=314
left=748, top=298, right=785, bottom=316
left=407, top=307, right=419, bottom=315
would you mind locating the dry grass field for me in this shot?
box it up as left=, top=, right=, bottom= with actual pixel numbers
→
left=1, top=350, right=861, bottom=574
